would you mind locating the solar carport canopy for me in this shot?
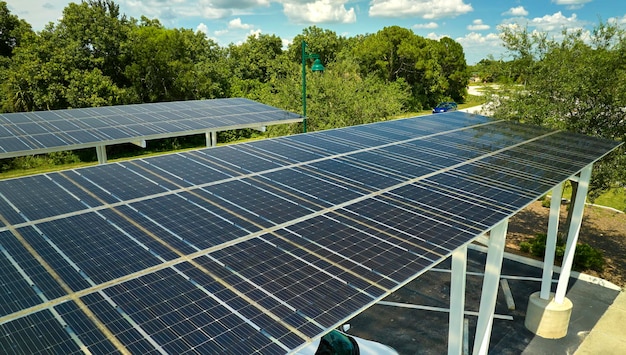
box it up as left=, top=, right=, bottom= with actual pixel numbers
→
left=0, top=98, right=302, bottom=158
left=0, top=111, right=620, bottom=354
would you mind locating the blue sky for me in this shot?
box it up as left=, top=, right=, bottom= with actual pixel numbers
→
left=8, top=0, right=626, bottom=64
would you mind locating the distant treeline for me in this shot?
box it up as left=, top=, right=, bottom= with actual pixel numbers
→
left=0, top=0, right=470, bottom=138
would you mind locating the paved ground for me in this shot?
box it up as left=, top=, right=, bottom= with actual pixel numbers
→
left=343, top=245, right=622, bottom=354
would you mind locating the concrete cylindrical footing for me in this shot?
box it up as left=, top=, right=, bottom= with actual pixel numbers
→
left=524, top=291, right=573, bottom=339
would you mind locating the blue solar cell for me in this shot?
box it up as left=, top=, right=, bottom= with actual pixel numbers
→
left=262, top=167, right=366, bottom=206
left=310, top=159, right=399, bottom=190
left=31, top=212, right=163, bottom=285
left=75, top=164, right=171, bottom=202
left=0, top=230, right=67, bottom=300
left=81, top=292, right=159, bottom=354
left=0, top=309, right=81, bottom=354
left=106, top=266, right=289, bottom=354
left=201, top=179, right=318, bottom=226
left=129, top=192, right=256, bottom=251
left=54, top=301, right=118, bottom=354
left=139, top=153, right=234, bottom=186
left=0, top=108, right=621, bottom=354
left=0, top=243, right=43, bottom=316
left=245, top=138, right=331, bottom=163
left=0, top=137, right=31, bottom=153
left=0, top=175, right=89, bottom=222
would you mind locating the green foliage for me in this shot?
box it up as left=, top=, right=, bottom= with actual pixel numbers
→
left=352, top=26, right=469, bottom=110
left=519, top=233, right=604, bottom=272
left=1, top=151, right=80, bottom=172
left=489, top=22, right=626, bottom=197
left=0, top=1, right=32, bottom=58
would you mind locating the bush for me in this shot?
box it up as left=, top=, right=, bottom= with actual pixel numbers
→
left=518, top=233, right=604, bottom=272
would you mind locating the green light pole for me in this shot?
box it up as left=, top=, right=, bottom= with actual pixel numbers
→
left=301, top=40, right=325, bottom=133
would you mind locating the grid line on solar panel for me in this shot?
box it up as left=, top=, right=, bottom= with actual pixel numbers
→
left=0, top=113, right=621, bottom=354
left=0, top=118, right=552, bottom=235
left=0, top=226, right=131, bottom=353
left=454, top=162, right=556, bottom=197
left=0, top=98, right=302, bottom=157
left=104, top=262, right=300, bottom=352
left=0, top=309, right=83, bottom=354
left=417, top=174, right=528, bottom=213
left=198, top=237, right=381, bottom=329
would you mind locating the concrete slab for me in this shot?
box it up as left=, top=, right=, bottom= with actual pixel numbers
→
left=575, top=291, right=626, bottom=354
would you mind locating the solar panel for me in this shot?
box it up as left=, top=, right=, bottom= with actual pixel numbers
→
left=0, top=98, right=302, bottom=159
left=0, top=111, right=621, bottom=354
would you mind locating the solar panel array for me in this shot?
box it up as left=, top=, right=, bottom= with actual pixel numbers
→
left=0, top=111, right=620, bottom=354
left=0, top=98, right=302, bottom=159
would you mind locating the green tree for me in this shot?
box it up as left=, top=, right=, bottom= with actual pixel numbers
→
left=124, top=18, right=223, bottom=102
left=0, top=1, right=32, bottom=58
left=287, top=26, right=346, bottom=66
left=437, top=37, right=469, bottom=102
left=490, top=22, right=626, bottom=198
left=352, top=26, right=468, bottom=110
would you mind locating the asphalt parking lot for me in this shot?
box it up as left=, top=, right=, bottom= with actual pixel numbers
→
left=343, top=245, right=621, bottom=354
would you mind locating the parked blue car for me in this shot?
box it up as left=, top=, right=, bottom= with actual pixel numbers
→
left=432, top=102, right=458, bottom=113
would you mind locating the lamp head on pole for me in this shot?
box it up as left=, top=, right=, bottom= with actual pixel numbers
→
left=311, top=58, right=325, bottom=72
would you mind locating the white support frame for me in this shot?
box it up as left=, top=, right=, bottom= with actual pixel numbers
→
left=206, top=131, right=218, bottom=148
left=96, top=145, right=107, bottom=164
left=131, top=140, right=147, bottom=148
left=448, top=245, right=467, bottom=355
left=473, top=219, right=508, bottom=355
left=540, top=182, right=564, bottom=300
left=554, top=164, right=593, bottom=304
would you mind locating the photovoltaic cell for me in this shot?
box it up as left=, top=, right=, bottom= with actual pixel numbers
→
left=0, top=310, right=82, bottom=354
left=0, top=110, right=621, bottom=354
left=0, top=98, right=302, bottom=159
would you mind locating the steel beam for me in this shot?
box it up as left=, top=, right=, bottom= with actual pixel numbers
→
left=540, top=182, right=564, bottom=300
left=96, top=145, right=107, bottom=164
left=554, top=164, right=593, bottom=304
left=473, top=219, right=508, bottom=355
left=448, top=245, right=467, bottom=355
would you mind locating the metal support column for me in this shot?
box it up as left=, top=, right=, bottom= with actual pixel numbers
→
left=206, top=131, right=217, bottom=147
left=540, top=182, right=564, bottom=300
left=448, top=245, right=467, bottom=355
left=473, top=219, right=508, bottom=355
left=554, top=164, right=592, bottom=304
left=96, top=145, right=107, bottom=164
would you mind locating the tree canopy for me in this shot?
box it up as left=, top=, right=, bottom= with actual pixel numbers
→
left=0, top=1, right=470, bottom=122
left=487, top=22, right=626, bottom=197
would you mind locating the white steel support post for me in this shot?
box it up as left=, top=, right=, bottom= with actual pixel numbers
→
left=540, top=182, right=564, bottom=300
left=205, top=131, right=217, bottom=147
left=96, top=145, right=107, bottom=164
left=473, top=219, right=508, bottom=355
left=554, top=164, right=593, bottom=304
left=448, top=245, right=467, bottom=355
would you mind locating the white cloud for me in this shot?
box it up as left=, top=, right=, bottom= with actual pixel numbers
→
left=456, top=32, right=506, bottom=64
left=369, top=0, right=473, bottom=19
left=413, top=22, right=439, bottom=29
left=248, top=29, right=263, bottom=38
left=467, top=19, right=489, bottom=31
left=228, top=18, right=252, bottom=30
left=552, top=0, right=591, bottom=10
left=530, top=11, right=582, bottom=31
left=281, top=1, right=356, bottom=24
left=425, top=32, right=447, bottom=40
left=609, top=14, right=626, bottom=25
left=196, top=22, right=209, bottom=35
left=502, top=6, right=528, bottom=17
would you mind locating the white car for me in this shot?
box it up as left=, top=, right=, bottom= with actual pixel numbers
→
left=295, top=325, right=398, bottom=355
